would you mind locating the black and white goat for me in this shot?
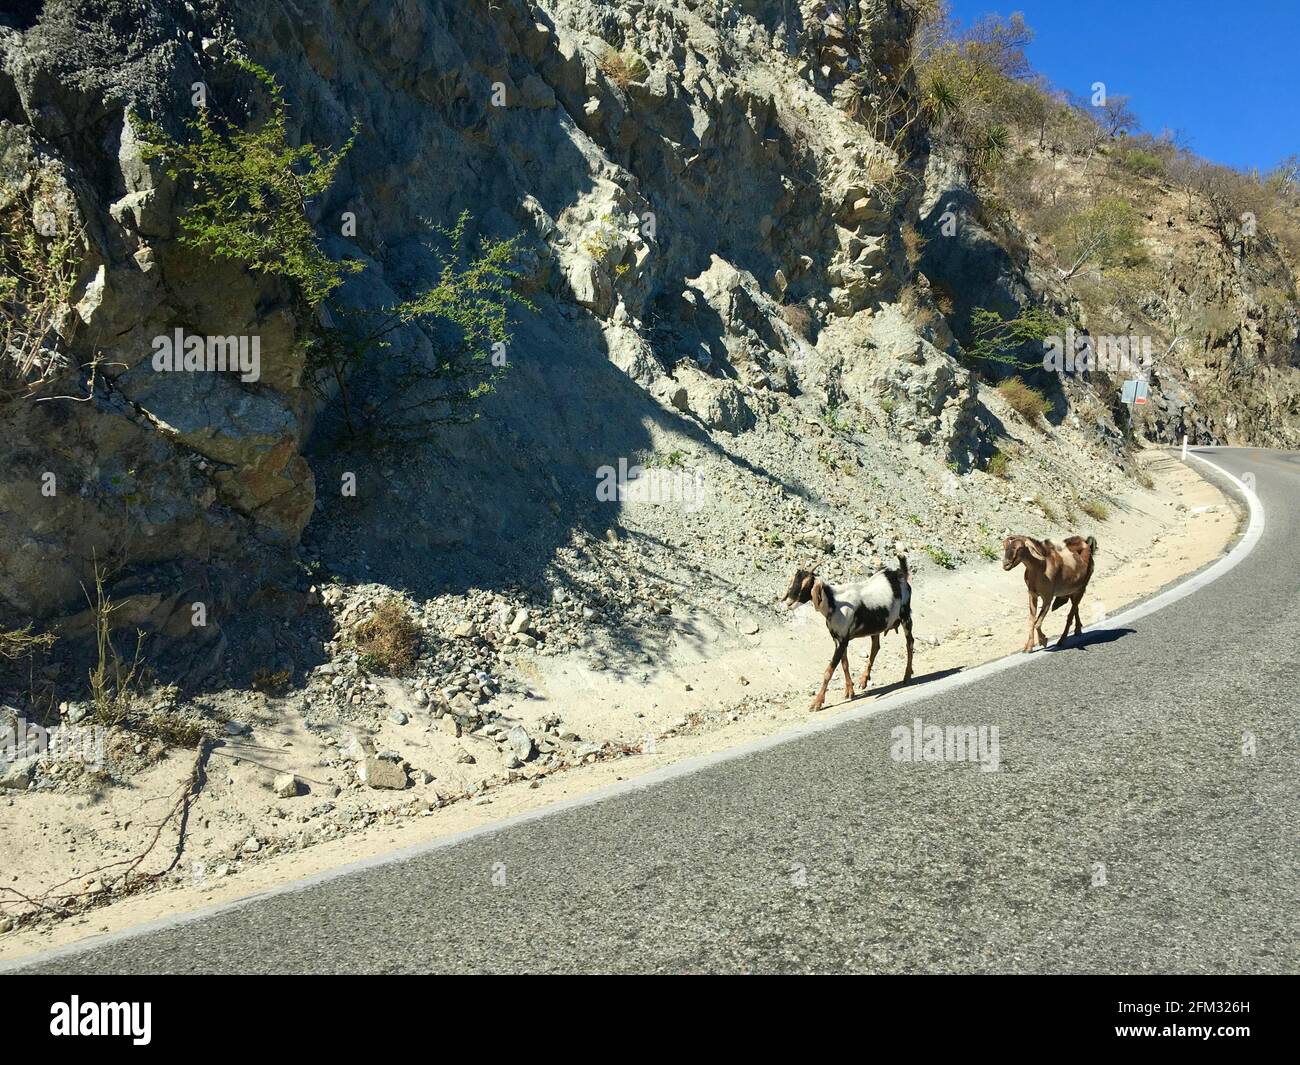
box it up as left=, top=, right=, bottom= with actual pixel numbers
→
left=780, top=557, right=915, bottom=711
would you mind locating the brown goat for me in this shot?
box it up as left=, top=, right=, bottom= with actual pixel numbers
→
left=1001, top=534, right=1097, bottom=652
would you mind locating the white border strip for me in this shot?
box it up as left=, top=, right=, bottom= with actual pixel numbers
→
left=0, top=450, right=1267, bottom=972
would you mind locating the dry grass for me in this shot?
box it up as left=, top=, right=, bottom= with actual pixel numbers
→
left=0, top=171, right=82, bottom=399
left=778, top=302, right=811, bottom=337
left=251, top=667, right=291, bottom=693
left=996, top=377, right=1050, bottom=424
left=136, top=713, right=210, bottom=748
left=901, top=222, right=925, bottom=269
left=86, top=566, right=146, bottom=728
left=0, top=624, right=56, bottom=661
left=597, top=49, right=648, bottom=90
left=929, top=279, right=956, bottom=318
left=1080, top=499, right=1110, bottom=521
left=353, top=600, right=421, bottom=674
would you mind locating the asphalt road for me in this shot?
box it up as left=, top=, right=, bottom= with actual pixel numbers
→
left=14, top=449, right=1299, bottom=974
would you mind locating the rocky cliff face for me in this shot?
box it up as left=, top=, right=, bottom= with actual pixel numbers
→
left=1, top=4, right=315, bottom=639
left=0, top=0, right=1294, bottom=679
left=1134, top=198, right=1300, bottom=447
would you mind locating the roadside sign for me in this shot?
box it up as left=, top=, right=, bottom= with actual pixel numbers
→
left=1122, top=379, right=1149, bottom=405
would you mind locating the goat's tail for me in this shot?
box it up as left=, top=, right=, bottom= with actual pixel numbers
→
left=896, top=553, right=909, bottom=578
left=1086, top=535, right=1098, bottom=554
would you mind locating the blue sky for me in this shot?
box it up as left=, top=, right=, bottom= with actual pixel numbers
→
left=945, top=0, right=1300, bottom=174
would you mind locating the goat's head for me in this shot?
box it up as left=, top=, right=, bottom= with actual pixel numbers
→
left=1001, top=535, right=1046, bottom=571
left=779, top=567, right=818, bottom=610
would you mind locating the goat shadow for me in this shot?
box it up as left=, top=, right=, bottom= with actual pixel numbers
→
left=851, top=666, right=964, bottom=703
left=1043, top=626, right=1136, bottom=652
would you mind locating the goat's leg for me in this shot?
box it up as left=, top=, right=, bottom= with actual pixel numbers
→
left=1055, top=604, right=1074, bottom=647
left=840, top=646, right=855, bottom=699
left=1025, top=593, right=1039, bottom=652
left=902, top=613, right=915, bottom=683
left=810, top=637, right=849, bottom=712
left=857, top=633, right=881, bottom=690
left=1034, top=598, right=1052, bottom=648
left=1058, top=593, right=1083, bottom=646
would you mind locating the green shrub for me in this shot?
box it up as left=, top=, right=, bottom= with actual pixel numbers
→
left=986, top=449, right=1011, bottom=478
left=136, top=59, right=360, bottom=308
left=916, top=13, right=1035, bottom=188
left=1115, top=146, right=1165, bottom=178
left=962, top=306, right=1062, bottom=368
left=312, top=211, right=531, bottom=443
left=1053, top=197, right=1145, bottom=280
left=925, top=545, right=958, bottom=569
left=138, top=62, right=531, bottom=443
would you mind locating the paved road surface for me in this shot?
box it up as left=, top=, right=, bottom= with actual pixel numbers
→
left=14, top=449, right=1299, bottom=974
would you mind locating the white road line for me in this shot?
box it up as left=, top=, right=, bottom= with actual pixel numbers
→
left=0, top=450, right=1269, bottom=971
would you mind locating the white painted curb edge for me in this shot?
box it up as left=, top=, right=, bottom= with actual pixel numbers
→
left=0, top=450, right=1267, bottom=971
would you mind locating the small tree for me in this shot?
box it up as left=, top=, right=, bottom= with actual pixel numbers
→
left=1096, top=94, right=1139, bottom=139
left=309, top=212, right=531, bottom=445
left=1060, top=92, right=1109, bottom=173
left=1054, top=197, right=1143, bottom=280
left=1266, top=154, right=1300, bottom=202
left=961, top=306, right=1063, bottom=368
left=1166, top=148, right=1203, bottom=215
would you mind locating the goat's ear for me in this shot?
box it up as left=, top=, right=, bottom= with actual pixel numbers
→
left=810, top=579, right=832, bottom=617
left=1025, top=540, right=1046, bottom=561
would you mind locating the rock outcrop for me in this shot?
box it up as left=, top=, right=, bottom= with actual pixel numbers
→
left=0, top=0, right=1295, bottom=680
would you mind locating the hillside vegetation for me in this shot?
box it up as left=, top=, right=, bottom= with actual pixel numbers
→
left=901, top=3, right=1299, bottom=445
